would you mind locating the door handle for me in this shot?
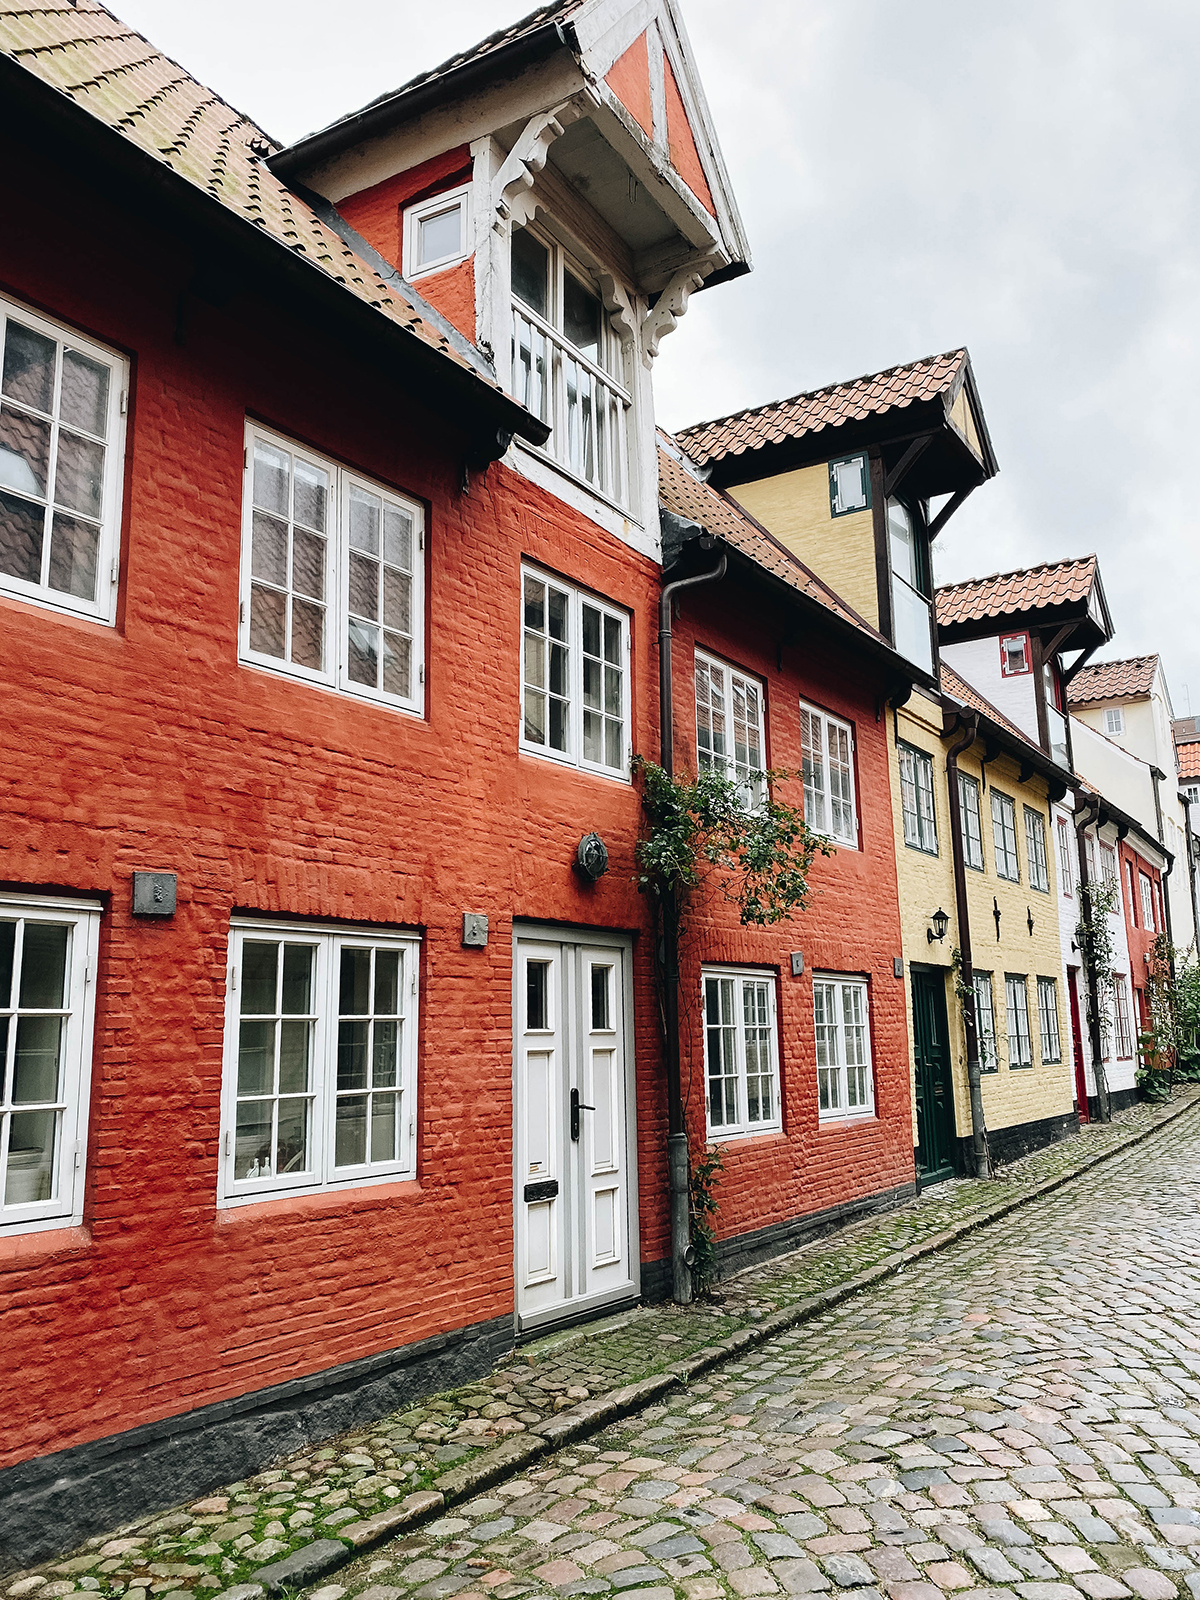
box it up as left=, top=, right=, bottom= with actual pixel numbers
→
left=570, top=1087, right=595, bottom=1142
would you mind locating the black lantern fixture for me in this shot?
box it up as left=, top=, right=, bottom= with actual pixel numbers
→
left=927, top=907, right=950, bottom=944
left=575, top=833, right=609, bottom=881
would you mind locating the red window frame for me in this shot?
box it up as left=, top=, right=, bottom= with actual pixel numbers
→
left=1000, top=632, right=1032, bottom=676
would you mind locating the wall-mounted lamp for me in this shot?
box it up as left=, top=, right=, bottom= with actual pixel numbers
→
left=927, top=907, right=950, bottom=944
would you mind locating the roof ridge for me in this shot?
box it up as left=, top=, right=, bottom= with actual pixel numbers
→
left=676, top=347, right=967, bottom=441
left=935, top=552, right=1096, bottom=595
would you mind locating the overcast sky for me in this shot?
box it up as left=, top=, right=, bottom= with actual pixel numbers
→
left=118, top=0, right=1198, bottom=713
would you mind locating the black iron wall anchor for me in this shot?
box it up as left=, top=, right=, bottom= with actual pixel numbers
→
left=1027, top=905, right=1035, bottom=935
left=993, top=897, right=1002, bottom=940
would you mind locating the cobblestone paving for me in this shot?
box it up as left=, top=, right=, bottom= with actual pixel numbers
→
left=7, top=1092, right=1195, bottom=1599
left=293, top=1095, right=1200, bottom=1600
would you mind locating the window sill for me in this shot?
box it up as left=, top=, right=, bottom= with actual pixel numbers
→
left=705, top=1126, right=784, bottom=1145
left=904, top=841, right=939, bottom=857
left=237, top=656, right=426, bottom=720
left=216, top=1177, right=421, bottom=1220
left=518, top=745, right=631, bottom=786
left=817, top=1112, right=878, bottom=1129
left=0, top=1221, right=90, bottom=1258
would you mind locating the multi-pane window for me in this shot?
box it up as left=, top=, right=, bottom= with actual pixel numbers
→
left=1056, top=816, right=1074, bottom=897
left=1139, top=872, right=1156, bottom=932
left=702, top=969, right=780, bottom=1139
left=959, top=773, right=985, bottom=870
left=1104, top=707, right=1124, bottom=735
left=221, top=923, right=419, bottom=1202
left=1000, top=633, right=1030, bottom=675
left=0, top=896, right=99, bottom=1235
left=1005, top=974, right=1033, bottom=1068
left=991, top=791, right=1020, bottom=882
left=1037, top=976, right=1061, bottom=1063
left=887, top=498, right=933, bottom=675
left=1100, top=843, right=1118, bottom=890
left=1126, top=859, right=1138, bottom=923
left=240, top=426, right=424, bottom=713
left=898, top=743, right=938, bottom=854
left=799, top=701, right=857, bottom=848
left=1113, top=974, right=1134, bottom=1059
left=510, top=223, right=632, bottom=507
left=520, top=566, right=628, bottom=777
left=814, top=976, right=874, bottom=1120
left=974, top=972, right=998, bottom=1073
left=695, top=651, right=766, bottom=808
left=0, top=294, right=126, bottom=623
left=1025, top=807, right=1049, bottom=892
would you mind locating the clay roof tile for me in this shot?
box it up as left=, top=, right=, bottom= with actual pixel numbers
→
left=935, top=555, right=1097, bottom=626
left=1066, top=656, right=1160, bottom=706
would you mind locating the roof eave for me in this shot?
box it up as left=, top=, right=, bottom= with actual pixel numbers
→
left=0, top=53, right=548, bottom=456
left=941, top=693, right=1074, bottom=797
left=268, top=23, right=568, bottom=181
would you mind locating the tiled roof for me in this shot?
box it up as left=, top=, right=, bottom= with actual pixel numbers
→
left=0, top=0, right=503, bottom=390
left=289, top=0, right=583, bottom=149
left=1179, top=743, right=1200, bottom=781
left=656, top=440, right=887, bottom=646
left=939, top=663, right=1035, bottom=751
left=936, top=555, right=1097, bottom=627
left=1067, top=656, right=1159, bottom=706
left=676, top=349, right=968, bottom=466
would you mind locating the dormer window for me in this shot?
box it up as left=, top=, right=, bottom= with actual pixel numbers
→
left=403, top=186, right=471, bottom=279
left=886, top=498, right=932, bottom=675
left=510, top=223, right=632, bottom=509
left=829, top=454, right=870, bottom=517
left=1000, top=633, right=1031, bottom=675
left=1104, top=707, right=1124, bottom=735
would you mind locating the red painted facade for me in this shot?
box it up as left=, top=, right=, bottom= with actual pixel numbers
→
left=1119, top=840, right=1164, bottom=1038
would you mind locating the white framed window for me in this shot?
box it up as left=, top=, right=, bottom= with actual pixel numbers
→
left=1000, top=632, right=1031, bottom=676
left=1025, top=806, right=1049, bottom=892
left=814, top=975, right=875, bottom=1120
left=1113, top=973, right=1134, bottom=1059
left=1037, top=976, right=1061, bottom=1063
left=1139, top=871, right=1157, bottom=932
left=695, top=650, right=766, bottom=808
left=240, top=425, right=424, bottom=715
left=991, top=790, right=1020, bottom=882
left=800, top=700, right=857, bottom=848
left=1005, top=974, right=1033, bottom=1068
left=509, top=222, right=632, bottom=509
left=403, top=184, right=472, bottom=279
left=1104, top=707, right=1125, bottom=735
left=974, top=971, right=998, bottom=1073
left=1086, top=833, right=1099, bottom=884
left=1056, top=816, right=1074, bottom=898
left=1100, top=843, right=1118, bottom=890
left=702, top=968, right=781, bottom=1140
left=0, top=294, right=126, bottom=624
left=959, top=772, right=985, bottom=870
left=0, top=894, right=100, bottom=1235
left=1184, top=783, right=1199, bottom=807
left=898, top=742, right=938, bottom=854
left=520, top=564, right=629, bottom=779
left=220, top=921, right=420, bottom=1204
left=829, top=453, right=870, bottom=517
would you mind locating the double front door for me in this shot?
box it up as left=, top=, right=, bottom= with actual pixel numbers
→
left=514, top=930, right=636, bottom=1330
left=911, top=968, right=957, bottom=1183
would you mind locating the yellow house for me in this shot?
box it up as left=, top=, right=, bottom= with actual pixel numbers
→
left=890, top=668, right=1078, bottom=1181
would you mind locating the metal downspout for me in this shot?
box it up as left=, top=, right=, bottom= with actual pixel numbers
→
left=944, top=713, right=990, bottom=1178
left=1149, top=768, right=1177, bottom=967
left=1074, top=796, right=1111, bottom=1122
left=659, top=553, right=727, bottom=1306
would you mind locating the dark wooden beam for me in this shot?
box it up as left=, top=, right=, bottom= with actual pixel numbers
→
left=927, top=485, right=974, bottom=540
left=883, top=435, right=934, bottom=498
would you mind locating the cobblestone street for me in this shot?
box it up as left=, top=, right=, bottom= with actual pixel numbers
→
left=297, top=1099, right=1200, bottom=1600
left=7, top=1094, right=1200, bottom=1600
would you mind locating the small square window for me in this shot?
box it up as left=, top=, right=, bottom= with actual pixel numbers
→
left=828, top=453, right=870, bottom=517
left=1000, top=633, right=1031, bottom=676
left=1104, top=707, right=1125, bottom=735
left=403, top=185, right=471, bottom=279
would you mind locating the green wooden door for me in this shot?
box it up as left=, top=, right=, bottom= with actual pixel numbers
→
left=911, top=969, right=957, bottom=1183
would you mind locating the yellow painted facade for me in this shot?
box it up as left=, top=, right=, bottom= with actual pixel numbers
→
left=726, top=465, right=879, bottom=628
left=887, top=689, right=1075, bottom=1159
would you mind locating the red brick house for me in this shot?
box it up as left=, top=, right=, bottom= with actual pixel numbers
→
left=0, top=0, right=927, bottom=1563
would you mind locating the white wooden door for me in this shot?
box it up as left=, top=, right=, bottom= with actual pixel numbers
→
left=514, top=932, right=636, bottom=1328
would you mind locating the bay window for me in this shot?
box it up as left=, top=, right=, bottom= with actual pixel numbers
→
left=0, top=293, right=126, bottom=624
left=0, top=895, right=99, bottom=1235
left=510, top=224, right=632, bottom=508
left=221, top=922, right=420, bottom=1203
left=240, top=425, right=424, bottom=714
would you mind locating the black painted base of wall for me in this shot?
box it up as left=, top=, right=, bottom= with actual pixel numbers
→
left=0, top=1314, right=514, bottom=1572
left=642, top=1180, right=918, bottom=1299
left=958, top=1108, right=1079, bottom=1173
left=1088, top=1087, right=1137, bottom=1120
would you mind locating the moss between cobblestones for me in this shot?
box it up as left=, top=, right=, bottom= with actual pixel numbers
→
left=7, top=1089, right=1197, bottom=1600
